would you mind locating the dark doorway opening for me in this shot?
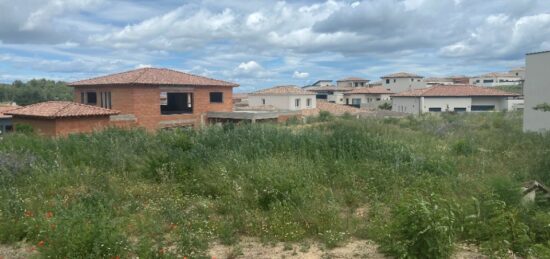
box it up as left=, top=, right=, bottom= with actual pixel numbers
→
left=161, top=93, right=193, bottom=115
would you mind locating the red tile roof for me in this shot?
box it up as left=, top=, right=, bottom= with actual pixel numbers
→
left=250, top=85, right=315, bottom=96
left=68, top=67, right=238, bottom=87
left=6, top=101, right=119, bottom=119
left=0, top=105, right=20, bottom=119
left=392, top=85, right=520, bottom=97
left=381, top=72, right=423, bottom=79
left=345, top=86, right=393, bottom=94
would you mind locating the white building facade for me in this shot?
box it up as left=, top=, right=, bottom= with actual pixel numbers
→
left=469, top=72, right=522, bottom=87
left=336, top=77, right=370, bottom=88
left=343, top=87, right=393, bottom=108
left=249, top=86, right=317, bottom=111
left=524, top=51, right=550, bottom=132
left=392, top=85, right=519, bottom=114
left=381, top=72, right=426, bottom=93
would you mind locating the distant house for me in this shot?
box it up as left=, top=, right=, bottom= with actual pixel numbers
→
left=306, top=86, right=353, bottom=104
left=469, top=72, right=522, bottom=87
left=0, top=104, right=19, bottom=134
left=524, top=51, right=550, bottom=132
left=391, top=85, right=519, bottom=114
left=381, top=72, right=426, bottom=93
left=248, top=85, right=316, bottom=111
left=68, top=67, right=238, bottom=130
left=336, top=77, right=370, bottom=88
left=6, top=101, right=119, bottom=137
left=343, top=87, right=393, bottom=108
left=424, top=77, right=455, bottom=86
left=308, top=80, right=334, bottom=88
left=510, top=67, right=526, bottom=80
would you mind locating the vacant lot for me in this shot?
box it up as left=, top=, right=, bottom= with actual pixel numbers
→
left=1, top=112, right=549, bottom=258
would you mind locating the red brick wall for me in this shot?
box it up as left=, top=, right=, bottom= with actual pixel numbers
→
left=73, top=85, right=234, bottom=131
left=13, top=118, right=56, bottom=136
left=13, top=116, right=111, bottom=137
left=54, top=117, right=111, bottom=137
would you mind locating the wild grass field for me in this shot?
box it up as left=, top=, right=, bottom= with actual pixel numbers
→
left=1, top=112, right=550, bottom=258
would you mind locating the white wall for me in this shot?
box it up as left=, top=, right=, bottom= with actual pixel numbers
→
left=383, top=77, right=426, bottom=93
left=469, top=76, right=522, bottom=87
left=422, top=97, right=472, bottom=113
left=337, top=81, right=368, bottom=88
left=524, top=52, right=550, bottom=132
left=249, top=94, right=316, bottom=111
left=344, top=93, right=391, bottom=107
left=393, top=96, right=511, bottom=114
left=392, top=97, right=421, bottom=114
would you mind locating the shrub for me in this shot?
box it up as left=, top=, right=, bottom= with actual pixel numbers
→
left=380, top=194, right=458, bottom=259
left=318, top=111, right=333, bottom=122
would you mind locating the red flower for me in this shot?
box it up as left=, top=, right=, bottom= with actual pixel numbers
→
left=24, top=210, right=33, bottom=218
left=37, top=240, right=45, bottom=247
left=45, top=211, right=54, bottom=219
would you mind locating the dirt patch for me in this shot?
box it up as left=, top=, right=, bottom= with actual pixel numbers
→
left=209, top=238, right=386, bottom=259
left=0, top=243, right=38, bottom=259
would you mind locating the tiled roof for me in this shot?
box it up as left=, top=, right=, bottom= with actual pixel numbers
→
left=306, top=86, right=354, bottom=92
left=337, top=77, right=369, bottom=81
left=0, top=105, right=20, bottom=119
left=345, top=86, right=393, bottom=94
left=381, top=72, right=423, bottom=79
left=250, top=85, right=315, bottom=96
left=392, top=85, right=520, bottom=97
left=68, top=67, right=238, bottom=87
left=6, top=101, right=120, bottom=119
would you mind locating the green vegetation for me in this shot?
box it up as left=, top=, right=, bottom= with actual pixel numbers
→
left=534, top=103, right=550, bottom=112
left=1, top=112, right=550, bottom=258
left=495, top=85, right=523, bottom=95
left=0, top=79, right=72, bottom=105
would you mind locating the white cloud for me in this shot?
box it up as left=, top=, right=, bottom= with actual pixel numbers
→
left=136, top=64, right=152, bottom=69
left=293, top=71, right=310, bottom=79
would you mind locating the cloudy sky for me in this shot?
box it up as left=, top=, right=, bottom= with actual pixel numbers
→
left=1, top=0, right=550, bottom=92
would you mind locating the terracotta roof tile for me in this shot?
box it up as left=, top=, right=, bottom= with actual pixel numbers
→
left=392, top=85, right=520, bottom=97
left=250, top=85, right=315, bottom=96
left=381, top=72, right=423, bottom=79
left=6, top=101, right=119, bottom=119
left=345, top=86, right=393, bottom=94
left=0, top=105, right=20, bottom=119
left=68, top=67, right=238, bottom=87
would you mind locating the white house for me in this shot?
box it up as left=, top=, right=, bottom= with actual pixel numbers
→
left=524, top=51, right=550, bottom=132
left=424, top=77, right=455, bottom=86
left=510, top=67, right=526, bottom=80
left=469, top=72, right=522, bottom=87
left=343, top=87, right=393, bottom=108
left=391, top=85, right=520, bottom=114
left=306, top=86, right=353, bottom=104
left=381, top=72, right=426, bottom=93
left=336, top=77, right=370, bottom=88
left=248, top=85, right=316, bottom=111
left=308, top=80, right=333, bottom=87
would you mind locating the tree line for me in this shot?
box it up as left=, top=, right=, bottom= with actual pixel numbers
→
left=0, top=79, right=73, bottom=106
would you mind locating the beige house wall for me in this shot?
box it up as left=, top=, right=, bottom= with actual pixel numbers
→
left=249, top=94, right=316, bottom=111
left=383, top=77, right=426, bottom=93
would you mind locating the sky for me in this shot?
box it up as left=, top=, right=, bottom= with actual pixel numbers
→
left=1, top=0, right=550, bottom=92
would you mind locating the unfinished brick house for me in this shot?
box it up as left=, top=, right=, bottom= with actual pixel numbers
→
left=68, top=67, right=238, bottom=130
left=6, top=101, right=119, bottom=137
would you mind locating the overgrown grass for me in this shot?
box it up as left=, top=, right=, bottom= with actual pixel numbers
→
left=1, top=112, right=549, bottom=258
